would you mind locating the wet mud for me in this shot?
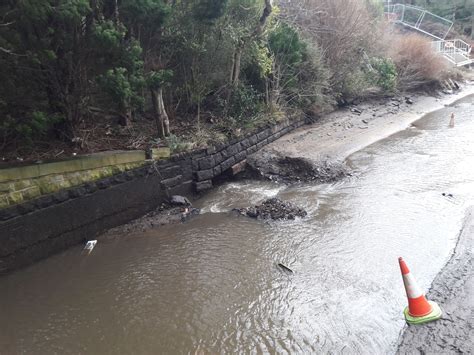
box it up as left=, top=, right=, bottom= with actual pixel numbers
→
left=102, top=199, right=200, bottom=236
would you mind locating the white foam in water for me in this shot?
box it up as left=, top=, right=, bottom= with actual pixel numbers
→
left=202, top=182, right=286, bottom=213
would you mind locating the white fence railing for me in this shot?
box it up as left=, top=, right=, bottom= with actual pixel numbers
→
left=384, top=3, right=453, bottom=40
left=385, top=3, right=472, bottom=67
left=431, top=39, right=473, bottom=66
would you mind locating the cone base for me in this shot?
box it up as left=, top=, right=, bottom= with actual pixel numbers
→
left=404, top=301, right=442, bottom=325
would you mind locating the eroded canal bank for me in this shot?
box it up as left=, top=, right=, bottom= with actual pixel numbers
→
left=1, top=90, right=474, bottom=354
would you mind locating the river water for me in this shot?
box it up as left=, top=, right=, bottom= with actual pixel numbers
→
left=1, top=95, right=474, bottom=354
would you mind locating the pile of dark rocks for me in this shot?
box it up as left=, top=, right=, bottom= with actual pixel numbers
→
left=234, top=197, right=307, bottom=220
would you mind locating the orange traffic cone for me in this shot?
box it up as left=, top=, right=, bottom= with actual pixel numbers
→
left=399, top=257, right=442, bottom=325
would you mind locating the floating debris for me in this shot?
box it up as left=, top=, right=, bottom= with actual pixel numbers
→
left=277, top=263, right=294, bottom=273
left=84, top=240, right=97, bottom=251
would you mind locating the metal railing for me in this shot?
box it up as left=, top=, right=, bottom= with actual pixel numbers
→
left=384, top=3, right=453, bottom=40
left=431, top=39, right=473, bottom=66
left=384, top=3, right=472, bottom=66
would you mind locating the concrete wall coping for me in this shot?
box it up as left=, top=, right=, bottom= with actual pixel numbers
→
left=0, top=150, right=146, bottom=183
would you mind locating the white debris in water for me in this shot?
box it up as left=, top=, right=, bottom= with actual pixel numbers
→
left=84, top=240, right=97, bottom=251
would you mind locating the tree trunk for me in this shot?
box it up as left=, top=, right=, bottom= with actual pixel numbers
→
left=197, top=101, right=201, bottom=132
left=151, top=87, right=170, bottom=138
left=123, top=107, right=132, bottom=127
left=114, top=0, right=120, bottom=24
left=229, top=0, right=273, bottom=89
left=231, top=46, right=243, bottom=87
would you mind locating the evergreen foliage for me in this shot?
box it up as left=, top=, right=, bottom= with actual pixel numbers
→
left=0, top=0, right=461, bottom=156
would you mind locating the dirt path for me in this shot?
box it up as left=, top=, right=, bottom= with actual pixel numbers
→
left=397, top=207, right=474, bottom=354
left=261, top=82, right=474, bottom=163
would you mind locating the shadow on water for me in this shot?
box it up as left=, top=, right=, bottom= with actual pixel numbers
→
left=1, top=95, right=474, bottom=353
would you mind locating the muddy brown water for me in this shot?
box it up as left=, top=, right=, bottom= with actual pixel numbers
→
left=1, top=95, right=474, bottom=354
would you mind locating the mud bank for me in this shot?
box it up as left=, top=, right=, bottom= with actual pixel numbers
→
left=397, top=207, right=474, bottom=354
left=102, top=199, right=200, bottom=236
left=257, top=82, right=474, bottom=172
left=103, top=83, right=474, bottom=232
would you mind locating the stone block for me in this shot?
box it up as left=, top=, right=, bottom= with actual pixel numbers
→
left=235, top=151, right=247, bottom=162
left=198, top=156, right=215, bottom=170
left=192, top=159, right=199, bottom=171
left=0, top=165, right=40, bottom=183
left=240, top=138, right=251, bottom=149
left=179, top=162, right=193, bottom=181
left=150, top=147, right=171, bottom=160
left=231, top=142, right=242, bottom=153
left=221, top=157, right=236, bottom=171
left=68, top=187, right=87, bottom=199
left=215, top=143, right=226, bottom=153
left=160, top=165, right=182, bottom=180
left=106, top=150, right=146, bottom=165
left=0, top=194, right=9, bottom=209
left=196, top=169, right=214, bottom=182
left=249, top=135, right=258, bottom=145
left=247, top=146, right=258, bottom=155
left=231, top=160, right=247, bottom=176
left=84, top=183, right=98, bottom=194
left=0, top=205, right=19, bottom=221
left=195, top=180, right=213, bottom=192
left=256, top=130, right=269, bottom=141
left=8, top=191, right=24, bottom=205
left=16, top=202, right=35, bottom=215
left=125, top=171, right=135, bottom=180
left=161, top=175, right=182, bottom=188
left=206, top=146, right=216, bottom=155
left=0, top=182, right=11, bottom=193
left=20, top=186, right=41, bottom=201
left=34, top=195, right=54, bottom=209
left=39, top=159, right=84, bottom=177
left=96, top=178, right=113, bottom=190
left=112, top=173, right=128, bottom=185
left=214, top=152, right=224, bottom=165
left=226, top=144, right=239, bottom=156
left=190, top=149, right=207, bottom=160
left=52, top=190, right=70, bottom=203
left=213, top=165, right=222, bottom=177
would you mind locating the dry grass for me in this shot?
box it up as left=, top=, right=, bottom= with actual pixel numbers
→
left=389, top=33, right=448, bottom=91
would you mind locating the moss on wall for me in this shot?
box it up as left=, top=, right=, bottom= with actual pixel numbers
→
left=0, top=150, right=164, bottom=208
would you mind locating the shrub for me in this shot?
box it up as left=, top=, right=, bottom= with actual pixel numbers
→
left=389, top=34, right=448, bottom=91
left=268, top=23, right=331, bottom=108
left=371, top=57, right=398, bottom=92
left=339, top=69, right=373, bottom=99
left=227, top=84, right=263, bottom=122
left=0, top=111, right=63, bottom=149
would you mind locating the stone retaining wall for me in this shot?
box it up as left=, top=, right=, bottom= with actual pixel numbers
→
left=0, top=150, right=151, bottom=209
left=0, top=117, right=306, bottom=274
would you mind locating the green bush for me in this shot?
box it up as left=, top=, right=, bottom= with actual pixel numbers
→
left=0, top=111, right=63, bottom=146
left=338, top=69, right=371, bottom=101
left=371, top=57, right=398, bottom=92
left=227, top=85, right=263, bottom=122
